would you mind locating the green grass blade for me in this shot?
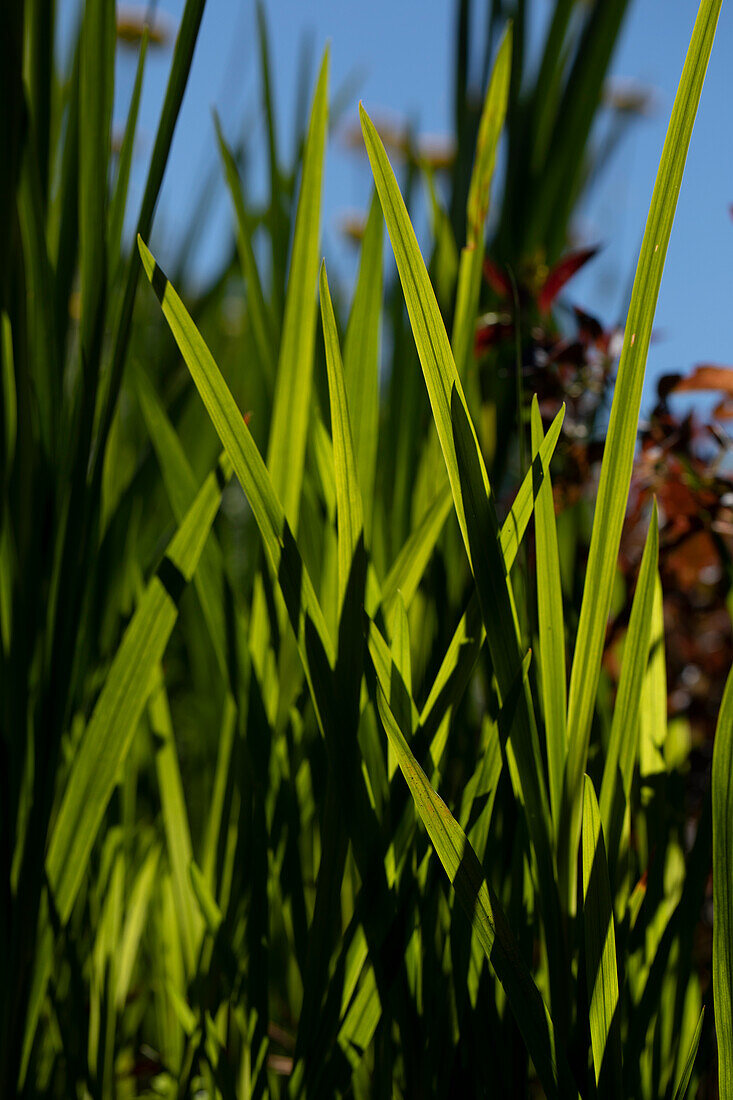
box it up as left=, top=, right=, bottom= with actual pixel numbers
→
left=361, top=100, right=564, bottom=598
left=390, top=592, right=412, bottom=698
left=377, top=401, right=562, bottom=638
left=137, top=237, right=335, bottom=685
left=500, top=404, right=565, bottom=565
left=256, top=0, right=280, bottom=216
left=18, top=901, right=53, bottom=1086
left=78, top=0, right=114, bottom=363
left=530, top=396, right=566, bottom=835
left=293, top=783, right=350, bottom=1074
left=452, top=22, right=511, bottom=379
left=379, top=484, right=453, bottom=619
left=712, top=666, right=733, bottom=1097
left=561, top=0, right=722, bottom=912
left=450, top=389, right=557, bottom=924
left=396, top=407, right=563, bottom=773
left=418, top=593, right=484, bottom=767
left=93, top=0, right=207, bottom=475
left=190, top=860, right=223, bottom=936
left=582, top=775, right=623, bottom=1098
left=360, top=103, right=484, bottom=556
left=366, top=614, right=419, bottom=741
left=599, top=502, right=658, bottom=867
left=450, top=393, right=573, bottom=1067
left=108, top=29, right=148, bottom=283
left=135, top=368, right=229, bottom=683
left=46, top=453, right=231, bottom=923
left=389, top=593, right=411, bottom=781
left=336, top=965, right=381, bottom=1070
left=449, top=384, right=543, bottom=760
left=115, top=844, right=161, bottom=1010
left=166, top=977, right=197, bottom=1039
left=149, top=672, right=202, bottom=976
left=343, top=190, right=383, bottom=532
left=375, top=685, right=564, bottom=1100
left=202, top=696, right=237, bottom=889
left=25, top=0, right=54, bottom=204
left=638, top=570, right=667, bottom=783
left=361, top=101, right=559, bottom=923
left=215, top=113, right=276, bottom=379
left=267, top=49, right=329, bottom=532
left=538, top=0, right=631, bottom=260
left=424, top=166, right=459, bottom=310
left=456, top=719, right=504, bottom=1010
left=451, top=242, right=483, bottom=383
left=320, top=261, right=363, bottom=612
left=671, top=1007, right=705, bottom=1100
left=466, top=23, right=512, bottom=249
left=50, top=43, right=80, bottom=349
left=255, top=0, right=287, bottom=317
left=459, top=716, right=503, bottom=843
left=17, top=146, right=59, bottom=459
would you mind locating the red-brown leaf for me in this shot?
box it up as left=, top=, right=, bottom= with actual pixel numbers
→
left=673, top=364, right=733, bottom=397
left=482, top=256, right=512, bottom=298
left=537, top=245, right=599, bottom=313
left=714, top=399, right=733, bottom=419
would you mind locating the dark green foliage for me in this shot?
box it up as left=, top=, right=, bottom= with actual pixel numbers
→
left=0, top=2, right=728, bottom=1097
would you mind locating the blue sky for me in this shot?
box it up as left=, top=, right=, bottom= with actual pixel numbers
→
left=108, top=0, right=733, bottom=414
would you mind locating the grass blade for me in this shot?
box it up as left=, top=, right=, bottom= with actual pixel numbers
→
left=115, top=844, right=161, bottom=1010
left=46, top=453, right=231, bottom=923
left=135, top=368, right=229, bottom=683
left=149, top=672, right=202, bottom=976
left=712, top=666, right=733, bottom=1097
left=215, top=114, right=276, bottom=379
left=561, top=0, right=722, bottom=911
left=466, top=23, right=512, bottom=250
left=500, top=405, right=565, bottom=564
left=638, top=570, right=667, bottom=783
left=343, top=190, right=383, bottom=530
left=267, top=49, right=329, bottom=532
left=255, top=0, right=288, bottom=319
left=384, top=406, right=564, bottom=788
left=672, top=1007, right=705, bottom=1100
left=18, top=902, right=53, bottom=1086
left=93, top=0, right=208, bottom=475
left=108, top=28, right=148, bottom=282
left=389, top=591, right=412, bottom=778
left=360, top=104, right=558, bottom=923
left=418, top=593, right=484, bottom=767
left=320, top=261, right=363, bottom=611
left=599, top=502, right=658, bottom=870
left=530, top=395, right=566, bottom=836
left=78, top=0, right=114, bottom=364
left=450, top=389, right=571, bottom=1062
left=17, top=146, right=59, bottom=459
left=360, top=102, right=484, bottom=555
left=379, top=483, right=453, bottom=619
left=201, top=695, right=237, bottom=889
left=377, top=401, right=562, bottom=638
left=375, top=683, right=564, bottom=1100
left=452, top=22, right=512, bottom=379
left=190, top=860, right=223, bottom=936
left=582, top=775, right=623, bottom=1098
left=137, top=238, right=335, bottom=697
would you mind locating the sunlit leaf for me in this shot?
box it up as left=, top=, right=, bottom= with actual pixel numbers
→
left=561, top=0, right=722, bottom=911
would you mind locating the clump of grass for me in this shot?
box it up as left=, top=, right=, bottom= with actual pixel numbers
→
left=1, top=0, right=730, bottom=1096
